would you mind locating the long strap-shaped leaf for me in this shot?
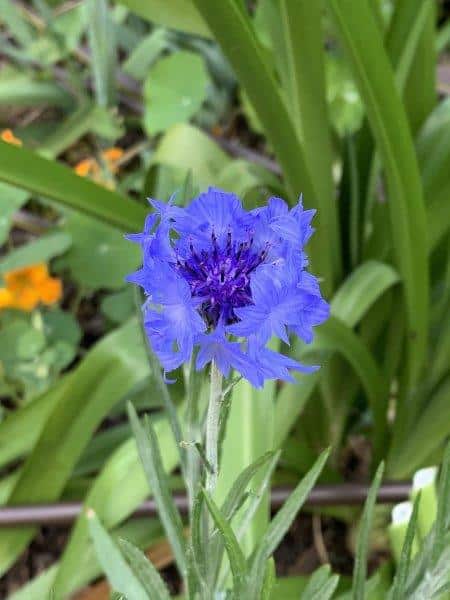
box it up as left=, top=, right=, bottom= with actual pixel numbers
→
left=128, top=404, right=187, bottom=578
left=328, top=0, right=429, bottom=388
left=0, top=141, right=146, bottom=231
left=353, top=462, right=384, bottom=600
left=247, top=449, right=329, bottom=599
left=191, top=0, right=335, bottom=293
left=118, top=538, right=172, bottom=600
left=88, top=513, right=150, bottom=600
left=278, top=0, right=341, bottom=283
left=202, top=489, right=248, bottom=596
left=310, top=316, right=388, bottom=461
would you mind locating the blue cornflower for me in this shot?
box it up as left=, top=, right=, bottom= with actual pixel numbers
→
left=126, top=187, right=329, bottom=387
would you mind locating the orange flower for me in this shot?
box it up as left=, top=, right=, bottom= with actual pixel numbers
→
left=1, top=129, right=22, bottom=146
left=102, top=146, right=123, bottom=166
left=74, top=147, right=123, bottom=186
left=74, top=158, right=99, bottom=178
left=0, top=263, right=62, bottom=312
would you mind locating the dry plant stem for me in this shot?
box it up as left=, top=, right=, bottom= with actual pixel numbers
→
left=205, top=361, right=223, bottom=495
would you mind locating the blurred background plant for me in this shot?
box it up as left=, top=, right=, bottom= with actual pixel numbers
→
left=0, top=0, right=449, bottom=597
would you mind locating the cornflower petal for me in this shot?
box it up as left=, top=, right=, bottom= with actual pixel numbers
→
left=126, top=187, right=329, bottom=385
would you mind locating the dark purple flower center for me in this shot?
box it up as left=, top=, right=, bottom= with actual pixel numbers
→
left=175, top=231, right=266, bottom=326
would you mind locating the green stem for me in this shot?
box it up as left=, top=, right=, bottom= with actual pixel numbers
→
left=205, top=361, right=223, bottom=495
left=184, top=356, right=201, bottom=512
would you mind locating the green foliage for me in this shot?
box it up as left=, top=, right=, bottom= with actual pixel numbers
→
left=143, top=51, right=209, bottom=135
left=0, top=0, right=449, bottom=596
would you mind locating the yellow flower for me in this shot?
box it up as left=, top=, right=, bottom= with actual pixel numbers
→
left=0, top=264, right=62, bottom=312
left=1, top=129, right=22, bottom=146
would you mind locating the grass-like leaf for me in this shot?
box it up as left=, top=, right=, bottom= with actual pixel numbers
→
left=220, top=451, right=277, bottom=521
left=118, top=538, right=171, bottom=600
left=86, top=0, right=116, bottom=108
left=329, top=0, right=429, bottom=391
left=202, top=488, right=248, bottom=594
left=248, top=448, right=330, bottom=598
left=353, top=462, right=384, bottom=600
left=390, top=494, right=421, bottom=600
left=260, top=557, right=276, bottom=600
left=302, top=565, right=340, bottom=600
left=128, top=404, right=187, bottom=578
left=432, top=441, right=450, bottom=565
left=0, top=141, right=146, bottom=231
left=87, top=511, right=148, bottom=600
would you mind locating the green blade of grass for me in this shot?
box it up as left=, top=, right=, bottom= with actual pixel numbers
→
left=52, top=409, right=181, bottom=597
left=87, top=513, right=149, bottom=600
left=388, top=378, right=450, bottom=477
left=278, top=0, right=341, bottom=283
left=202, top=488, right=248, bottom=594
left=390, top=494, right=421, bottom=600
left=352, top=462, right=384, bottom=600
left=248, top=449, right=330, bottom=598
left=113, top=0, right=210, bottom=38
left=86, top=0, right=116, bottom=107
left=0, top=141, right=146, bottom=231
left=128, top=405, right=186, bottom=578
left=118, top=538, right=172, bottom=600
left=328, top=0, right=429, bottom=392
left=215, top=375, right=276, bottom=558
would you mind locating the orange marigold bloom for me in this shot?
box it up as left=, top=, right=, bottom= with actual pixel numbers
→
left=102, top=147, right=123, bottom=163
left=74, top=147, right=123, bottom=184
left=0, top=263, right=62, bottom=312
left=74, top=158, right=99, bottom=178
left=1, top=129, right=22, bottom=146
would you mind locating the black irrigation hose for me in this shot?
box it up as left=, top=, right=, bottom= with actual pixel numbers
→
left=0, top=482, right=411, bottom=527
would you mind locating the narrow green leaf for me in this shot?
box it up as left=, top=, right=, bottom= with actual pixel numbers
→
left=0, top=141, right=146, bottom=231
left=260, top=557, right=276, bottom=600
left=216, top=375, right=275, bottom=558
left=87, top=512, right=148, bottom=600
left=279, top=0, right=341, bottom=282
left=432, top=442, right=450, bottom=566
left=128, top=404, right=186, bottom=577
left=113, top=0, right=211, bottom=38
left=221, top=451, right=277, bottom=521
left=190, top=491, right=207, bottom=584
left=330, top=261, right=399, bottom=326
left=302, top=565, right=340, bottom=600
left=202, top=488, right=248, bottom=592
left=217, top=451, right=281, bottom=590
left=118, top=538, right=171, bottom=600
left=388, top=378, right=450, bottom=477
left=329, top=0, right=429, bottom=387
left=310, top=316, right=387, bottom=459
left=122, top=30, right=168, bottom=80
left=249, top=449, right=330, bottom=597
left=390, top=494, right=420, bottom=600
left=1, top=0, right=34, bottom=46
left=353, top=462, right=384, bottom=600
left=86, top=0, right=116, bottom=107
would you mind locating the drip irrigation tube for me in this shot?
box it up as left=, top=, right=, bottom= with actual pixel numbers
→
left=0, top=482, right=411, bottom=527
